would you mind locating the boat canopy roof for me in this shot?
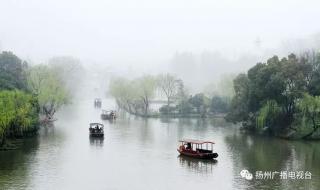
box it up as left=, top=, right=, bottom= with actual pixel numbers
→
left=102, top=110, right=115, bottom=114
left=90, top=123, right=104, bottom=128
left=179, top=139, right=215, bottom=144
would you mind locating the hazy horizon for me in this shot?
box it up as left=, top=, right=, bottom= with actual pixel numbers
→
left=1, top=0, right=320, bottom=85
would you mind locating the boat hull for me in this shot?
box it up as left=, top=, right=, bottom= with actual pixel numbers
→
left=90, top=133, right=104, bottom=137
left=177, top=149, right=218, bottom=159
left=101, top=114, right=116, bottom=120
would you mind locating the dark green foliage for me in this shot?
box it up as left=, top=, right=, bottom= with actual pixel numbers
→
left=188, top=93, right=210, bottom=113
left=0, top=90, right=39, bottom=146
left=159, top=105, right=176, bottom=114
left=175, top=99, right=194, bottom=114
left=210, top=96, right=230, bottom=113
left=226, top=74, right=249, bottom=122
left=0, top=51, right=28, bottom=90
left=0, top=52, right=41, bottom=147
left=227, top=52, right=320, bottom=139
left=161, top=93, right=230, bottom=116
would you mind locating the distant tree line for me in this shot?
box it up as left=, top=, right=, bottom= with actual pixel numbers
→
left=226, top=51, right=320, bottom=139
left=109, top=74, right=231, bottom=117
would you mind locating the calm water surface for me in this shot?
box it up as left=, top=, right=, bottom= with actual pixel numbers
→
left=0, top=98, right=319, bottom=190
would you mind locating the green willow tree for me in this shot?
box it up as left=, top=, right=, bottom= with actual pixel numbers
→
left=109, top=76, right=157, bottom=116
left=109, top=77, right=139, bottom=114
left=27, top=64, right=69, bottom=120
left=298, top=94, right=320, bottom=139
left=135, top=75, right=157, bottom=115
left=0, top=90, right=39, bottom=146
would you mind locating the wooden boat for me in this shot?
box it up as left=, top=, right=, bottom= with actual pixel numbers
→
left=94, top=98, right=102, bottom=108
left=177, top=139, right=218, bottom=159
left=89, top=123, right=104, bottom=137
left=101, top=110, right=116, bottom=120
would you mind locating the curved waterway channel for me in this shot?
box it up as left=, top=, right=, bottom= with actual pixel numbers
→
left=0, top=97, right=320, bottom=190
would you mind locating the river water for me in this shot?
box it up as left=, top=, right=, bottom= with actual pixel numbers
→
left=0, top=98, right=319, bottom=190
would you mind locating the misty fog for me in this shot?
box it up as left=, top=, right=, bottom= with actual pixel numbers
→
left=2, top=1, right=320, bottom=190
left=1, top=0, right=320, bottom=92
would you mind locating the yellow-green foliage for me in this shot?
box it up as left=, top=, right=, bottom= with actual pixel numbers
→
left=297, top=93, right=320, bottom=133
left=0, top=90, right=39, bottom=140
left=109, top=75, right=157, bottom=114
left=256, top=100, right=280, bottom=129
left=27, top=64, right=69, bottom=114
left=298, top=93, right=320, bottom=117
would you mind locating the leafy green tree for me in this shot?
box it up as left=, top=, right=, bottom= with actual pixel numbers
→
left=27, top=64, right=69, bottom=120
left=298, top=94, right=320, bottom=139
left=109, top=76, right=157, bottom=115
left=134, top=75, right=157, bottom=115
left=226, top=73, right=249, bottom=122
left=189, top=93, right=210, bottom=116
left=0, top=51, right=28, bottom=90
left=176, top=99, right=193, bottom=114
left=0, top=90, right=39, bottom=146
left=210, top=96, right=230, bottom=113
left=227, top=52, right=318, bottom=137
left=256, top=100, right=281, bottom=133
left=109, top=77, right=139, bottom=113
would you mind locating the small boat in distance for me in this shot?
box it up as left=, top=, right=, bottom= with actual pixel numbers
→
left=177, top=139, right=218, bottom=159
left=101, top=110, right=116, bottom=120
left=89, top=123, right=104, bottom=137
left=94, top=98, right=102, bottom=108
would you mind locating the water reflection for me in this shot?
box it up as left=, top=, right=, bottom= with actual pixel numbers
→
left=0, top=137, right=39, bottom=190
left=1, top=99, right=319, bottom=190
left=89, top=137, right=104, bottom=147
left=102, top=119, right=116, bottom=125
left=224, top=133, right=320, bottom=190
left=41, top=125, right=56, bottom=137
left=178, top=155, right=217, bottom=175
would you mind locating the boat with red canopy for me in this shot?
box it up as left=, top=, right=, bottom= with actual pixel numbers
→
left=177, top=139, right=218, bottom=159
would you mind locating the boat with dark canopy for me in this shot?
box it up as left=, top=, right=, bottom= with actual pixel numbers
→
left=89, top=123, right=104, bottom=137
left=101, top=110, right=116, bottom=120
left=177, top=139, right=218, bottom=159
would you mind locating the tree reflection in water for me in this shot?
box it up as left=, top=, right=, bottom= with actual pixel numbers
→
left=178, top=155, right=217, bottom=175
left=0, top=137, right=39, bottom=189
left=224, top=133, right=320, bottom=190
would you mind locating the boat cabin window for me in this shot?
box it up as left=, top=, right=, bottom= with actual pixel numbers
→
left=181, top=141, right=214, bottom=151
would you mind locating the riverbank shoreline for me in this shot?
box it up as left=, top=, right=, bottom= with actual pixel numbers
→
left=124, top=112, right=227, bottom=119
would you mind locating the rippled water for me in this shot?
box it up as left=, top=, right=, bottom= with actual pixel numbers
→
left=0, top=99, right=319, bottom=190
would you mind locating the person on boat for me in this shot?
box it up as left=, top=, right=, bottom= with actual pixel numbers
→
left=186, top=143, right=192, bottom=150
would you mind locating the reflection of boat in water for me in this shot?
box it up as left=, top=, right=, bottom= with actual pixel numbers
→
left=178, top=155, right=217, bottom=174
left=177, top=139, right=218, bottom=159
left=94, top=98, right=102, bottom=108
left=89, top=123, right=104, bottom=137
left=89, top=136, right=104, bottom=146
left=101, top=110, right=116, bottom=120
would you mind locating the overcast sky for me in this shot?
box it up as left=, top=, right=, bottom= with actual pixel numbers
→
left=1, top=0, right=320, bottom=69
